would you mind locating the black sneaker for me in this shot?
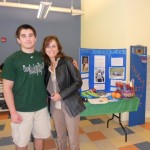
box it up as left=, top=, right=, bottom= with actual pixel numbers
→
left=0, top=100, right=5, bottom=106
left=0, top=92, right=4, bottom=98
left=2, top=102, right=8, bottom=110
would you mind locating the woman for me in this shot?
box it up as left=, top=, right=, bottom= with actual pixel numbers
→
left=41, top=35, right=86, bottom=150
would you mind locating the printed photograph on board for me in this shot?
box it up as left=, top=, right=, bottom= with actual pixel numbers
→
left=94, top=67, right=105, bottom=83
left=81, top=56, right=89, bottom=72
left=109, top=67, right=125, bottom=79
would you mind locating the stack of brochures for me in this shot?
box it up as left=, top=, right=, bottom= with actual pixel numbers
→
left=88, top=97, right=108, bottom=104
left=107, top=95, right=118, bottom=102
left=99, top=92, right=118, bottom=102
left=87, top=93, right=118, bottom=104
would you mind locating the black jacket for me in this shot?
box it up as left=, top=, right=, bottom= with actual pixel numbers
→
left=44, top=56, right=86, bottom=117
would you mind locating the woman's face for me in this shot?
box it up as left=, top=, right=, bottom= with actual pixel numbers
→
left=83, top=57, right=88, bottom=63
left=45, top=39, right=59, bottom=59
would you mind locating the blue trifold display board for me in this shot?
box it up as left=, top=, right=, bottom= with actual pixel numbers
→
left=129, top=45, right=147, bottom=126
left=80, top=48, right=126, bottom=92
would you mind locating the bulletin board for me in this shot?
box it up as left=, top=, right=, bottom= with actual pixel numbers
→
left=80, top=48, right=126, bottom=92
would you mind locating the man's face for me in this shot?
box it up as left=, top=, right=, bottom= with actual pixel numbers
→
left=17, top=29, right=36, bottom=52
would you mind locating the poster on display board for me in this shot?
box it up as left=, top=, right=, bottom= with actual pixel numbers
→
left=129, top=45, right=147, bottom=126
left=80, top=48, right=126, bottom=92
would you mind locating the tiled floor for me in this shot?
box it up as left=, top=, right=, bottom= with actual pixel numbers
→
left=0, top=112, right=150, bottom=150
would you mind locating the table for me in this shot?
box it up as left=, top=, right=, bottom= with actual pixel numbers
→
left=80, top=96, right=140, bottom=142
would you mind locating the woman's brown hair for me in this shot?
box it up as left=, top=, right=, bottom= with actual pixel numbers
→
left=41, top=35, right=65, bottom=65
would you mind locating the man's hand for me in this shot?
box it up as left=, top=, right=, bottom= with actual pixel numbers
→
left=73, top=60, right=79, bottom=69
left=11, top=112, right=23, bottom=124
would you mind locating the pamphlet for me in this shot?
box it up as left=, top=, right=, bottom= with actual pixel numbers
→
left=107, top=95, right=118, bottom=102
left=88, top=97, right=108, bottom=104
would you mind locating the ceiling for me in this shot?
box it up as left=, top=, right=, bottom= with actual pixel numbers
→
left=0, top=0, right=83, bottom=15
left=0, top=0, right=79, bottom=7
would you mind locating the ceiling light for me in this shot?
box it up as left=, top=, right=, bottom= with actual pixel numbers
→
left=37, top=1, right=52, bottom=19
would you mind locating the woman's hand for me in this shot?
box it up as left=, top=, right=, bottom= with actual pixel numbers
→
left=51, top=93, right=62, bottom=101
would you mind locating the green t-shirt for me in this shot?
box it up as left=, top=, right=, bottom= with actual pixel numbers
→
left=2, top=50, right=47, bottom=112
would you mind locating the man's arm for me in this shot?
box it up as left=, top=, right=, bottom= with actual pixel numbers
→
left=3, top=79, right=22, bottom=123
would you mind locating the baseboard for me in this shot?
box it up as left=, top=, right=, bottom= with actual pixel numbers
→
left=146, top=111, right=150, bottom=118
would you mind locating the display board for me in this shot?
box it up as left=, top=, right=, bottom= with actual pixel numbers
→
left=146, top=55, right=150, bottom=114
left=129, top=45, right=147, bottom=126
left=80, top=48, right=126, bottom=92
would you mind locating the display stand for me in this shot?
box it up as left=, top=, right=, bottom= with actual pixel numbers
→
left=129, top=45, right=147, bottom=126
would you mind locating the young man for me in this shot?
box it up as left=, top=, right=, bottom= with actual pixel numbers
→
left=2, top=24, right=51, bottom=150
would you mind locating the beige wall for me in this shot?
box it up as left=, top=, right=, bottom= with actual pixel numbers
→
left=81, top=0, right=150, bottom=123
left=81, top=0, right=125, bottom=48
left=81, top=0, right=150, bottom=53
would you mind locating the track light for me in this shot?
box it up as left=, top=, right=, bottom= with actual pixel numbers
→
left=37, top=1, right=52, bottom=19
